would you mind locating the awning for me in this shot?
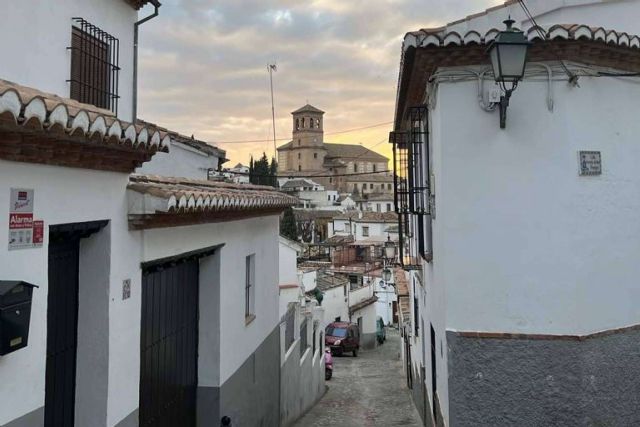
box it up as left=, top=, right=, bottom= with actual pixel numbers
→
left=128, top=174, right=298, bottom=229
left=0, top=79, right=168, bottom=172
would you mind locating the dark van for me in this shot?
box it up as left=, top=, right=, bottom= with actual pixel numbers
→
left=325, top=322, right=360, bottom=357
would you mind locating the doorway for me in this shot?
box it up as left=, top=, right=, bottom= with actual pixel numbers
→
left=139, top=258, right=199, bottom=427
left=45, top=221, right=107, bottom=427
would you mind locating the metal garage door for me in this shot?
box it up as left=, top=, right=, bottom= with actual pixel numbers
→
left=139, top=259, right=199, bottom=427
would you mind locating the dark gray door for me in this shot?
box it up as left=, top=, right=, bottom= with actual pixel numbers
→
left=140, top=259, right=199, bottom=427
left=45, top=239, right=80, bottom=427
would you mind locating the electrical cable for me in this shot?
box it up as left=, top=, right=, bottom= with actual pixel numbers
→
left=211, top=121, right=393, bottom=144
left=517, top=0, right=577, bottom=83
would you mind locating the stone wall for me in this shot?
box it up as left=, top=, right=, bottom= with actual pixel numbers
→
left=447, top=327, right=640, bottom=426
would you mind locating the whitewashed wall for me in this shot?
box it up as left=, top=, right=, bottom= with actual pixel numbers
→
left=321, top=286, right=349, bottom=326
left=141, top=215, right=280, bottom=385
left=0, top=158, right=281, bottom=425
left=0, top=160, right=139, bottom=426
left=279, top=238, right=299, bottom=287
left=137, top=141, right=219, bottom=180
left=434, top=74, right=640, bottom=336
left=0, top=0, right=138, bottom=121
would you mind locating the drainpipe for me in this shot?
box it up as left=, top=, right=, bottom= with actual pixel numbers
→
left=133, top=1, right=161, bottom=122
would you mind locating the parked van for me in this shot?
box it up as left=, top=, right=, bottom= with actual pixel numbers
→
left=325, top=322, right=360, bottom=357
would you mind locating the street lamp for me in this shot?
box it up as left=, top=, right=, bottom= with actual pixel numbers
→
left=384, top=235, right=397, bottom=261
left=382, top=268, right=392, bottom=283
left=487, top=17, right=530, bottom=129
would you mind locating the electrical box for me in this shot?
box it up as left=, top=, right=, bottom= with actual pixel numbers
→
left=0, top=281, right=38, bottom=356
left=488, top=85, right=502, bottom=103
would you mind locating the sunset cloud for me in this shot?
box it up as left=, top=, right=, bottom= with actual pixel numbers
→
left=137, top=0, right=502, bottom=165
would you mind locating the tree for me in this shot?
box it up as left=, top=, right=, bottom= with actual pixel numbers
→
left=280, top=207, right=298, bottom=241
left=249, top=152, right=278, bottom=188
left=269, top=157, right=278, bottom=188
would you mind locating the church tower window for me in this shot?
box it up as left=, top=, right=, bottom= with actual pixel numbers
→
left=301, top=117, right=305, bottom=128
left=296, top=118, right=300, bottom=130
left=310, top=118, right=314, bottom=129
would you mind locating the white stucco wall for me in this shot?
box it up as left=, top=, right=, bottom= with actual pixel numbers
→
left=433, top=73, right=640, bottom=337
left=136, top=141, right=219, bottom=180
left=351, top=303, right=378, bottom=336
left=279, top=238, right=299, bottom=287
left=321, top=286, right=349, bottom=326
left=140, top=215, right=280, bottom=385
left=0, top=160, right=139, bottom=426
left=375, top=278, right=397, bottom=326
left=0, top=158, right=282, bottom=425
left=355, top=221, right=392, bottom=240
left=0, top=0, right=137, bottom=121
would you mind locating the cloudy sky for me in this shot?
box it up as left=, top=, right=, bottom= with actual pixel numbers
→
left=138, top=0, right=501, bottom=166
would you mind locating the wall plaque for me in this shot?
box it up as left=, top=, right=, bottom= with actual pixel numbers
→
left=579, top=151, right=601, bottom=176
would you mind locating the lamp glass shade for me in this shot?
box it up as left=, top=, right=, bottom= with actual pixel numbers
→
left=384, top=242, right=396, bottom=260
left=490, top=43, right=528, bottom=82
left=383, top=268, right=392, bottom=282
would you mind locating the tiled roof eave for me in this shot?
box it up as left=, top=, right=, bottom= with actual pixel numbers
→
left=395, top=24, right=640, bottom=130
left=127, top=174, right=298, bottom=229
left=0, top=79, right=168, bottom=172
left=349, top=295, right=378, bottom=314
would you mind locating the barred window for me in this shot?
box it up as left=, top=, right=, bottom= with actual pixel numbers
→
left=68, top=18, right=120, bottom=114
left=390, top=106, right=432, bottom=267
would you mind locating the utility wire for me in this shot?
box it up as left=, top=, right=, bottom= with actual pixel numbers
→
left=211, top=121, right=393, bottom=144
left=517, top=0, right=577, bottom=83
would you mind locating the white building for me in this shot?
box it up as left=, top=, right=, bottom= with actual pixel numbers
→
left=309, top=271, right=350, bottom=327
left=223, top=163, right=250, bottom=184
left=279, top=301, right=325, bottom=427
left=374, top=271, right=397, bottom=327
left=0, top=2, right=297, bottom=427
left=137, top=127, right=227, bottom=180
left=281, top=178, right=341, bottom=209
left=359, top=193, right=395, bottom=213
left=277, top=237, right=325, bottom=425
left=392, top=1, right=640, bottom=425
left=328, top=211, right=398, bottom=241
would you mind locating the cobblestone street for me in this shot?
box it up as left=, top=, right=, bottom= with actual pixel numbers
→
left=293, top=328, right=422, bottom=427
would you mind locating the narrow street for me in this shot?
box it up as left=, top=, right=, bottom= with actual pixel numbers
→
left=293, top=329, right=422, bottom=427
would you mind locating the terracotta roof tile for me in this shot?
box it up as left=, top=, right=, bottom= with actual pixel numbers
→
left=349, top=295, right=378, bottom=314
left=0, top=79, right=169, bottom=152
left=127, top=174, right=297, bottom=215
left=332, top=211, right=398, bottom=223
left=325, top=143, right=388, bottom=161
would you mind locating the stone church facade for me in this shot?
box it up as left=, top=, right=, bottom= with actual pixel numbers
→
left=277, top=104, right=393, bottom=195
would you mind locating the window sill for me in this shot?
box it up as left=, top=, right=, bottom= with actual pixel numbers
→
left=245, top=314, right=256, bottom=326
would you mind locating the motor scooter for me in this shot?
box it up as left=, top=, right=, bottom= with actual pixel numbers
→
left=324, top=347, right=333, bottom=380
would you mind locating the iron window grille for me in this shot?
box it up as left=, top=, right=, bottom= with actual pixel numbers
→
left=409, top=106, right=433, bottom=261
left=390, top=130, right=413, bottom=267
left=67, top=18, right=120, bottom=114
left=408, top=106, right=430, bottom=216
